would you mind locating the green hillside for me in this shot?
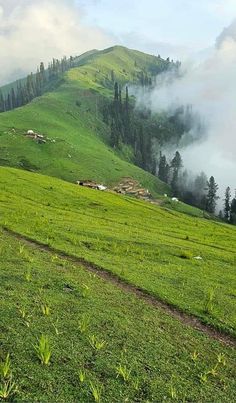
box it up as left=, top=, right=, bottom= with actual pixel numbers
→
left=1, top=167, right=236, bottom=336
left=0, top=166, right=236, bottom=401
left=0, top=46, right=169, bottom=196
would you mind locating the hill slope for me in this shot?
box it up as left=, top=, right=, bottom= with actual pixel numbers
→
left=1, top=228, right=236, bottom=402
left=0, top=166, right=236, bottom=400
left=0, top=46, right=169, bottom=196
left=1, top=166, right=236, bottom=337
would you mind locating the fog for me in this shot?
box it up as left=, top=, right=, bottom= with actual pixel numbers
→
left=0, top=0, right=111, bottom=85
left=141, top=20, right=236, bottom=203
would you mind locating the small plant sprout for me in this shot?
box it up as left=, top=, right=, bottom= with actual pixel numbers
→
left=116, top=363, right=131, bottom=382
left=52, top=319, right=61, bottom=336
left=169, top=376, right=177, bottom=399
left=132, top=378, right=140, bottom=391
left=170, top=384, right=177, bottom=399
left=78, top=315, right=90, bottom=333
left=199, top=372, right=208, bottom=384
left=18, top=307, right=26, bottom=319
left=19, top=244, right=25, bottom=255
left=34, top=335, right=52, bottom=365
left=204, top=289, right=215, bottom=314
left=82, top=284, right=90, bottom=298
left=217, top=353, right=226, bottom=366
left=89, top=335, right=106, bottom=351
left=191, top=351, right=199, bottom=362
left=25, top=267, right=32, bottom=282
left=89, top=381, right=103, bottom=403
left=41, top=304, right=50, bottom=316
left=207, top=366, right=218, bottom=377
left=51, top=254, right=58, bottom=263
left=0, top=354, right=11, bottom=379
left=18, top=307, right=31, bottom=327
left=0, top=379, right=18, bottom=400
left=78, top=368, right=86, bottom=383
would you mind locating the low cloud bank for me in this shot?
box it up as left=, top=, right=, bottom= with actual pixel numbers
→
left=138, top=21, right=236, bottom=202
left=0, top=0, right=111, bottom=85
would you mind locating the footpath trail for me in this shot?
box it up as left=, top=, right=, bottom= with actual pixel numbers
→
left=5, top=227, right=236, bottom=348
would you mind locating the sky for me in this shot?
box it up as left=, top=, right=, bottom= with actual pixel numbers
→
left=79, top=0, right=236, bottom=56
left=0, top=0, right=236, bottom=85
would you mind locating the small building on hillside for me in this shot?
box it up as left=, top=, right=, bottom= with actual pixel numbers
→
left=76, top=180, right=107, bottom=191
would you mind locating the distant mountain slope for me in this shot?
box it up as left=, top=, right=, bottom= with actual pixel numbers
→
left=0, top=46, right=169, bottom=196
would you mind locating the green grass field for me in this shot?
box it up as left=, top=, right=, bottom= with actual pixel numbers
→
left=0, top=228, right=236, bottom=402
left=1, top=167, right=235, bottom=338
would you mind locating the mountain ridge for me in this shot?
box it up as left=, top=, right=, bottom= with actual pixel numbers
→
left=0, top=45, right=171, bottom=196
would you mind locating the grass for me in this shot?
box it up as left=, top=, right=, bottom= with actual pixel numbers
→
left=0, top=166, right=236, bottom=337
left=0, top=229, right=236, bottom=401
left=0, top=46, right=168, bottom=197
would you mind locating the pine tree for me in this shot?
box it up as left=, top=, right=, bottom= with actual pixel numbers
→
left=224, top=186, right=231, bottom=222
left=230, top=193, right=236, bottom=224
left=111, top=70, right=115, bottom=83
left=40, top=62, right=46, bottom=83
left=193, top=172, right=207, bottom=208
left=114, top=82, right=119, bottom=101
left=35, top=69, right=42, bottom=96
left=164, top=163, right=170, bottom=184
left=206, top=176, right=219, bottom=214
left=171, top=151, right=183, bottom=195
left=171, top=151, right=182, bottom=171
left=7, top=93, right=12, bottom=111
left=158, top=154, right=168, bottom=182
left=0, top=90, right=5, bottom=112
left=10, top=88, right=16, bottom=109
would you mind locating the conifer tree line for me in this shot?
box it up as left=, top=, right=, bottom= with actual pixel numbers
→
left=222, top=187, right=236, bottom=224
left=157, top=151, right=236, bottom=224
left=101, top=83, right=234, bottom=222
left=0, top=56, right=77, bottom=113
left=101, top=82, right=192, bottom=174
left=102, top=82, right=154, bottom=172
left=136, top=57, right=181, bottom=88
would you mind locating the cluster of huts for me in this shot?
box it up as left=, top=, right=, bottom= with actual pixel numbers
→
left=113, top=177, right=151, bottom=199
left=26, top=130, right=46, bottom=144
left=76, top=177, right=151, bottom=200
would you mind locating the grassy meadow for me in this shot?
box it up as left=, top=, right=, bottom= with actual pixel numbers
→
left=1, top=167, right=235, bottom=338
left=0, top=229, right=236, bottom=402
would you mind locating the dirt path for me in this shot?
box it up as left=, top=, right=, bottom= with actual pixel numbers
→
left=5, top=227, right=236, bottom=348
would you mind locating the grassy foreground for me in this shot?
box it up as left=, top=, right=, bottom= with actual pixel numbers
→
left=0, top=229, right=236, bottom=402
left=0, top=167, right=236, bottom=338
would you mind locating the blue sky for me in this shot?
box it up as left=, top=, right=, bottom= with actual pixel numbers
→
left=78, top=0, right=236, bottom=57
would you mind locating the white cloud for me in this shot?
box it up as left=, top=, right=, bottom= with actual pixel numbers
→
left=137, top=24, right=236, bottom=199
left=0, top=0, right=111, bottom=85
